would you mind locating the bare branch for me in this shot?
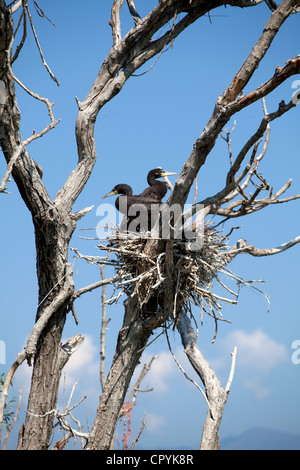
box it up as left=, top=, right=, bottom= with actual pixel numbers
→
left=2, top=389, right=22, bottom=450
left=221, top=0, right=300, bottom=105
left=51, top=432, right=73, bottom=451
left=9, top=0, right=22, bottom=14
left=168, top=1, right=300, bottom=208
left=0, top=361, right=22, bottom=447
left=0, top=319, right=82, bottom=446
left=177, top=314, right=238, bottom=450
left=185, top=95, right=297, bottom=223
left=109, top=0, right=124, bottom=46
left=27, top=379, right=88, bottom=442
left=225, top=347, right=238, bottom=393
left=25, top=2, right=59, bottom=85
left=11, top=3, right=27, bottom=63
left=26, top=263, right=74, bottom=362
left=71, top=205, right=95, bottom=222
left=72, top=275, right=120, bottom=301
left=126, top=0, right=142, bottom=24
left=123, top=356, right=157, bottom=411
left=60, top=334, right=85, bottom=369
left=100, top=266, right=108, bottom=393
left=229, top=236, right=300, bottom=258
left=0, top=30, right=60, bottom=192
left=165, top=328, right=212, bottom=416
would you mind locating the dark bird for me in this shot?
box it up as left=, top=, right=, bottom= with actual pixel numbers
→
left=102, top=184, right=134, bottom=214
left=102, top=183, right=161, bottom=233
left=139, top=168, right=177, bottom=202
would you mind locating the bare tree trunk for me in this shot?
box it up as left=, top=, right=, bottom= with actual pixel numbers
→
left=86, top=266, right=170, bottom=450
left=17, top=218, right=76, bottom=449
left=177, top=315, right=236, bottom=450
left=0, top=2, right=85, bottom=448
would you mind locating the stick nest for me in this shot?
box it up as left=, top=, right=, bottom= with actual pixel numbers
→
left=96, top=225, right=238, bottom=334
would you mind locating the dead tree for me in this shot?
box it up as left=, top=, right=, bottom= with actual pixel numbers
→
left=0, top=0, right=300, bottom=450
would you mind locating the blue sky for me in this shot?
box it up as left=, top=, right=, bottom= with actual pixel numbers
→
left=1, top=1, right=300, bottom=450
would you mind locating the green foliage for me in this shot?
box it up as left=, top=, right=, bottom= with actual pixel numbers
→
left=0, top=372, right=17, bottom=431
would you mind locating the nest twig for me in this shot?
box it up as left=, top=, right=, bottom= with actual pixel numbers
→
left=74, top=223, right=268, bottom=341
left=97, top=226, right=235, bottom=327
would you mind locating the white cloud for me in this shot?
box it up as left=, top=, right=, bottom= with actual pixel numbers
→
left=136, top=350, right=181, bottom=394
left=243, top=378, right=271, bottom=399
left=212, top=328, right=289, bottom=399
left=60, top=334, right=100, bottom=405
left=219, top=328, right=289, bottom=373
left=63, top=334, right=99, bottom=381
left=14, top=361, right=32, bottom=398
left=146, top=413, right=167, bottom=435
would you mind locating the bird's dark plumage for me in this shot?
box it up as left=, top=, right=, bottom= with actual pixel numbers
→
left=102, top=183, right=161, bottom=232
left=102, top=184, right=133, bottom=213
left=102, top=183, right=161, bottom=213
left=139, top=168, right=176, bottom=202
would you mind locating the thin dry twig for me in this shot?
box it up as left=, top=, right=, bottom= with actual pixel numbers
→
left=25, top=2, right=59, bottom=84
left=165, top=327, right=213, bottom=416
left=0, top=33, right=60, bottom=193
left=2, top=389, right=22, bottom=450
left=109, top=0, right=124, bottom=46
left=113, top=356, right=157, bottom=450
left=29, top=379, right=89, bottom=445
left=75, top=221, right=268, bottom=345
left=225, top=346, right=238, bottom=393
left=100, top=265, right=109, bottom=392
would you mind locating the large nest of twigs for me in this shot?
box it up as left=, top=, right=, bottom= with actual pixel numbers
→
left=95, top=224, right=241, bottom=335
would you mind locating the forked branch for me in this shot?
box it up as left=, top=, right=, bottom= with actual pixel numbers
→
left=229, top=236, right=300, bottom=259
left=177, top=314, right=237, bottom=450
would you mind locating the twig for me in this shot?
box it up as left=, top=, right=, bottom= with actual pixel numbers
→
left=100, top=266, right=109, bottom=392
left=9, top=0, right=22, bottom=14
left=221, top=120, right=236, bottom=167
left=72, top=274, right=119, bottom=300
left=25, top=2, right=59, bottom=84
left=229, top=235, right=300, bottom=258
left=124, top=356, right=157, bottom=409
left=0, top=288, right=77, bottom=444
left=33, top=1, right=57, bottom=28
left=0, top=33, right=60, bottom=193
left=109, top=0, right=124, bottom=46
left=2, top=389, right=22, bottom=450
left=165, top=328, right=213, bottom=418
left=51, top=432, right=73, bottom=450
left=225, top=347, right=238, bottom=393
left=129, top=413, right=147, bottom=450
left=112, top=356, right=157, bottom=449
left=0, top=360, right=23, bottom=447
left=11, top=3, right=27, bottom=63
left=28, top=380, right=88, bottom=441
left=126, top=0, right=142, bottom=24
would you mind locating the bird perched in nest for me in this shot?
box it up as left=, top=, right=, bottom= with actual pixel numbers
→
left=139, top=168, right=177, bottom=202
left=102, top=183, right=160, bottom=232
left=102, top=169, right=176, bottom=233
left=102, top=183, right=160, bottom=213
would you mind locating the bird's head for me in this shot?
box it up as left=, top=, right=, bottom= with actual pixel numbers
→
left=102, top=184, right=132, bottom=199
left=151, top=168, right=177, bottom=180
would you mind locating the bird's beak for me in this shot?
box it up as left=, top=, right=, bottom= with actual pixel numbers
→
left=102, top=189, right=118, bottom=199
left=161, top=171, right=177, bottom=177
